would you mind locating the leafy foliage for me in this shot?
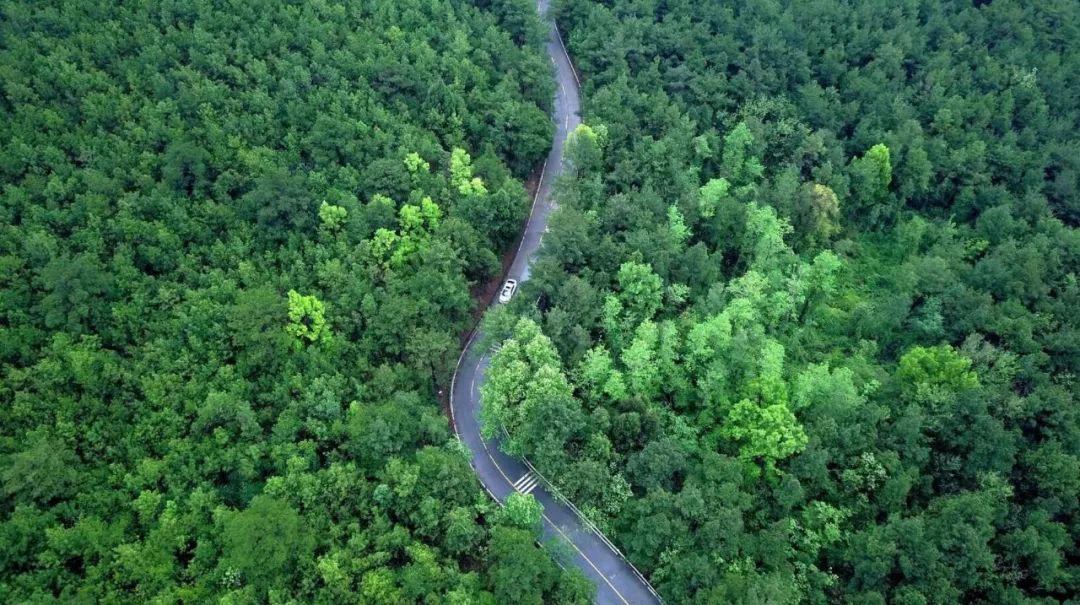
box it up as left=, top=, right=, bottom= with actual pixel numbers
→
left=0, top=0, right=582, bottom=601
left=479, top=0, right=1080, bottom=601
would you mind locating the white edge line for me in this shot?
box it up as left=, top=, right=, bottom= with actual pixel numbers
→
left=448, top=327, right=481, bottom=431
left=518, top=454, right=664, bottom=601
left=454, top=342, right=638, bottom=604
left=481, top=444, right=632, bottom=605
left=557, top=22, right=583, bottom=88
left=446, top=8, right=662, bottom=603
left=513, top=155, right=549, bottom=261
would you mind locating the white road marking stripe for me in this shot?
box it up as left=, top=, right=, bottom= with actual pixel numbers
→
left=519, top=475, right=541, bottom=494
left=486, top=454, right=633, bottom=605
left=513, top=472, right=535, bottom=489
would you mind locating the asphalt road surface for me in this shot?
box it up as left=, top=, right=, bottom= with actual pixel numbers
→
left=449, top=2, right=663, bottom=604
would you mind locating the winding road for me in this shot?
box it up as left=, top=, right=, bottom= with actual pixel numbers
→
left=449, top=2, right=663, bottom=604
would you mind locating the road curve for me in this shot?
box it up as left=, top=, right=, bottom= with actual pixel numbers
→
left=449, top=2, right=663, bottom=604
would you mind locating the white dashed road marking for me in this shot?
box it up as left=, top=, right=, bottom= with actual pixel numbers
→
left=513, top=472, right=533, bottom=489
left=514, top=472, right=541, bottom=494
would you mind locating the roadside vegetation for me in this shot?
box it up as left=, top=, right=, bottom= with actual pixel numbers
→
left=0, top=0, right=598, bottom=602
left=484, top=0, right=1080, bottom=602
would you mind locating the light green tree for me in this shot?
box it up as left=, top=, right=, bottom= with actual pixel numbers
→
left=481, top=320, right=586, bottom=474
left=286, top=290, right=330, bottom=348
left=615, top=260, right=663, bottom=329
left=622, top=320, right=660, bottom=401
left=369, top=228, right=399, bottom=271
left=443, top=506, right=485, bottom=556
left=404, top=151, right=429, bottom=174
left=360, top=568, right=405, bottom=605
left=450, top=147, right=487, bottom=196
left=793, top=363, right=863, bottom=412
left=565, top=123, right=605, bottom=175
left=864, top=143, right=893, bottom=191
left=497, top=492, right=544, bottom=534
left=667, top=205, right=691, bottom=246
left=698, top=177, right=731, bottom=218
left=896, top=344, right=979, bottom=404
left=600, top=295, right=625, bottom=352
left=744, top=202, right=794, bottom=274
left=576, top=345, right=627, bottom=403
left=318, top=201, right=348, bottom=233
left=792, top=250, right=843, bottom=324
left=366, top=197, right=445, bottom=270
left=721, top=121, right=764, bottom=188
left=850, top=143, right=894, bottom=222
left=720, top=397, right=807, bottom=475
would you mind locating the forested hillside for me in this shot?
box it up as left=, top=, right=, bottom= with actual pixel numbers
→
left=483, top=0, right=1080, bottom=602
left=0, top=0, right=595, bottom=602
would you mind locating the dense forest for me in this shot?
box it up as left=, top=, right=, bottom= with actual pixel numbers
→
left=5, top=0, right=1080, bottom=602
left=483, top=0, right=1080, bottom=603
left=0, top=0, right=600, bottom=602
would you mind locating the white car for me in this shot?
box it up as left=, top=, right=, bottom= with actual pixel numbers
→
left=498, top=279, right=518, bottom=304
